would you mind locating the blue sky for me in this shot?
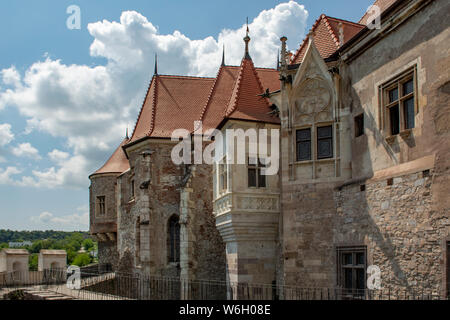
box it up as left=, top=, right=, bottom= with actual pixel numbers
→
left=0, top=0, right=374, bottom=231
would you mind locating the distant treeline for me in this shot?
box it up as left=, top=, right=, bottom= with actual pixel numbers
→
left=0, top=229, right=90, bottom=243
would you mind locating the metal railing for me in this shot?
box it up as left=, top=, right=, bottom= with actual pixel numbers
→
left=1, top=268, right=448, bottom=300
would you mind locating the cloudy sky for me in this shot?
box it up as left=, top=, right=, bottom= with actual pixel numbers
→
left=0, top=0, right=374, bottom=231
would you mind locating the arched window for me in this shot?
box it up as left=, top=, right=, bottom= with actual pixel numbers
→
left=12, top=262, right=21, bottom=272
left=167, top=215, right=180, bottom=263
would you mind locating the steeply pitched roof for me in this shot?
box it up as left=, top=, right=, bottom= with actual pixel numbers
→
left=91, top=138, right=130, bottom=177
left=129, top=75, right=215, bottom=141
left=225, top=58, right=279, bottom=124
left=291, top=14, right=364, bottom=64
left=359, top=0, right=398, bottom=25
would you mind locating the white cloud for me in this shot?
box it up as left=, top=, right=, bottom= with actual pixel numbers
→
left=1, top=66, right=21, bottom=88
left=48, top=149, right=70, bottom=164
left=0, top=166, right=22, bottom=184
left=30, top=209, right=89, bottom=231
left=0, top=2, right=308, bottom=189
left=11, top=142, right=41, bottom=160
left=0, top=123, right=14, bottom=146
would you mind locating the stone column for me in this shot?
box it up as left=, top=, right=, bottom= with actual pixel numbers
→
left=136, top=150, right=153, bottom=275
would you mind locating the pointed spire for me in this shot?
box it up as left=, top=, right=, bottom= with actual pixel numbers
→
left=125, top=126, right=129, bottom=140
left=221, top=44, right=225, bottom=66
left=276, top=49, right=280, bottom=71
left=243, top=17, right=251, bottom=60
left=154, top=53, right=158, bottom=75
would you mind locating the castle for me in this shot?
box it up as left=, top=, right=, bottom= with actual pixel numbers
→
left=89, top=0, right=450, bottom=298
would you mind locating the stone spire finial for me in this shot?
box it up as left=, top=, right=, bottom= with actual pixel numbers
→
left=154, top=53, right=158, bottom=75
left=126, top=127, right=129, bottom=140
left=221, top=44, right=225, bottom=66
left=338, top=22, right=344, bottom=46
left=280, top=36, right=287, bottom=69
left=243, top=17, right=251, bottom=60
left=276, top=49, right=280, bottom=71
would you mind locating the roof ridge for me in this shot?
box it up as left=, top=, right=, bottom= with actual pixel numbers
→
left=225, top=59, right=246, bottom=117
left=199, top=65, right=224, bottom=124
left=325, top=15, right=365, bottom=27
left=291, top=14, right=325, bottom=64
left=147, top=75, right=158, bottom=136
left=322, top=15, right=340, bottom=47
left=225, top=58, right=270, bottom=118
left=130, top=75, right=154, bottom=141
left=155, top=74, right=215, bottom=80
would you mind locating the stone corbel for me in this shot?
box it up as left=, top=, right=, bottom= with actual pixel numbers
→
left=97, top=233, right=108, bottom=242
left=106, top=233, right=116, bottom=241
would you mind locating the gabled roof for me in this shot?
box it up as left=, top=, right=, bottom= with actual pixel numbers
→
left=91, top=138, right=130, bottom=177
left=359, top=0, right=398, bottom=25
left=291, top=14, right=365, bottom=64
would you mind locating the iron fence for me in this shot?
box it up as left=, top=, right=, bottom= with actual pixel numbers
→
left=1, top=268, right=448, bottom=300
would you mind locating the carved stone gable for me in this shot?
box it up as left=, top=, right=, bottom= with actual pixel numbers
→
left=294, top=78, right=332, bottom=125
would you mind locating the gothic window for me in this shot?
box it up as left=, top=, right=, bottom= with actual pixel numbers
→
left=354, top=114, right=364, bottom=137
left=381, top=68, right=416, bottom=136
left=296, top=128, right=311, bottom=161
left=317, top=125, right=333, bottom=159
left=248, top=156, right=266, bottom=188
left=167, top=215, right=180, bottom=263
left=337, top=247, right=367, bottom=296
left=218, top=159, right=227, bottom=193
left=96, top=196, right=105, bottom=216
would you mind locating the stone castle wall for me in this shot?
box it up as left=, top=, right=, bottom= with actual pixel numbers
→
left=335, top=168, right=447, bottom=294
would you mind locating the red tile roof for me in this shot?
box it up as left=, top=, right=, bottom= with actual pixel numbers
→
left=224, top=58, right=279, bottom=124
left=359, top=0, right=398, bottom=25
left=91, top=138, right=130, bottom=177
left=291, top=14, right=364, bottom=64
left=93, top=52, right=280, bottom=176
left=129, top=75, right=215, bottom=141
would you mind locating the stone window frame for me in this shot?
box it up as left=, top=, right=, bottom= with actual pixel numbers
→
left=247, top=155, right=267, bottom=189
left=296, top=127, right=312, bottom=161
left=294, top=122, right=335, bottom=163
left=167, top=215, right=180, bottom=264
left=336, top=246, right=367, bottom=294
left=379, top=66, right=418, bottom=140
left=218, top=156, right=228, bottom=195
left=95, top=195, right=106, bottom=217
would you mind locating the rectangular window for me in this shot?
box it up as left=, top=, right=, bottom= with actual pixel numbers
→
left=131, top=179, right=135, bottom=198
left=96, top=196, right=106, bottom=216
left=296, top=128, right=311, bottom=161
left=337, top=246, right=367, bottom=297
left=218, top=160, right=227, bottom=193
left=382, top=68, right=416, bottom=136
left=354, top=114, right=364, bottom=137
left=248, top=157, right=266, bottom=188
left=317, top=125, right=333, bottom=159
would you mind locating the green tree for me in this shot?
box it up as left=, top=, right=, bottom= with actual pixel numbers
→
left=29, top=253, right=38, bottom=271
left=82, top=238, right=94, bottom=251
left=72, top=253, right=92, bottom=267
